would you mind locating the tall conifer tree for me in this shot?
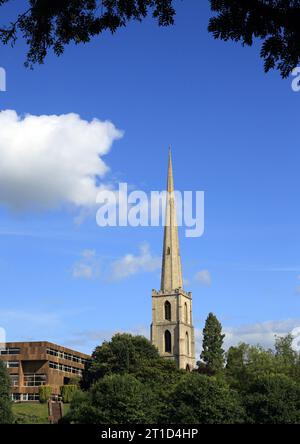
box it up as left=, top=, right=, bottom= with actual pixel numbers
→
left=200, top=312, right=225, bottom=374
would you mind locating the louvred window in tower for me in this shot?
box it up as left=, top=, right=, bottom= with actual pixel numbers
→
left=165, top=330, right=171, bottom=353
left=165, top=301, right=171, bottom=320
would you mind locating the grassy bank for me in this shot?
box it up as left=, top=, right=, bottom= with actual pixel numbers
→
left=12, top=402, right=70, bottom=424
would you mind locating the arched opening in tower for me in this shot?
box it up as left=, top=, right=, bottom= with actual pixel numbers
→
left=164, top=330, right=171, bottom=353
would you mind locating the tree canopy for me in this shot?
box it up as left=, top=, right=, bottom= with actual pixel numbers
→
left=0, top=0, right=175, bottom=67
left=209, top=0, right=300, bottom=78
left=0, top=1, right=299, bottom=76
left=81, top=333, right=179, bottom=388
left=244, top=373, right=300, bottom=424
left=0, top=361, right=14, bottom=424
left=62, top=330, right=300, bottom=424
left=66, top=374, right=154, bottom=424
left=65, top=333, right=183, bottom=424
left=165, top=373, right=245, bottom=424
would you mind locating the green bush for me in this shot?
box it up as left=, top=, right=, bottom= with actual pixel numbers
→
left=243, top=374, right=300, bottom=424
left=38, top=385, right=52, bottom=403
left=60, top=385, right=79, bottom=403
left=164, top=373, right=245, bottom=424
left=64, top=374, right=155, bottom=424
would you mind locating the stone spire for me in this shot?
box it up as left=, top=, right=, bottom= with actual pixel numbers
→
left=160, top=148, right=183, bottom=292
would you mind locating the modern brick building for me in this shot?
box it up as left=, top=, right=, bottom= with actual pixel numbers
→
left=0, top=341, right=90, bottom=401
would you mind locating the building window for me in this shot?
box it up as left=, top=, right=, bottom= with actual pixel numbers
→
left=0, top=347, right=20, bottom=355
left=28, top=394, right=39, bottom=401
left=46, top=347, right=88, bottom=365
left=49, top=361, right=82, bottom=376
left=166, top=247, right=170, bottom=255
left=21, top=393, right=39, bottom=402
left=165, top=330, right=172, bottom=353
left=184, top=302, right=188, bottom=324
left=4, top=361, right=19, bottom=368
left=164, top=301, right=171, bottom=321
left=24, top=374, right=46, bottom=387
left=11, top=393, right=21, bottom=402
left=10, top=374, right=19, bottom=387
left=185, top=332, right=189, bottom=355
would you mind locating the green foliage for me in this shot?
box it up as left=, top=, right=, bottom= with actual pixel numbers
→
left=0, top=0, right=175, bottom=66
left=0, top=360, right=10, bottom=397
left=66, top=331, right=300, bottom=424
left=59, top=391, right=91, bottom=424
left=0, top=361, right=13, bottom=424
left=64, top=374, right=157, bottom=424
left=275, top=334, right=297, bottom=367
left=67, top=334, right=183, bottom=424
left=0, top=1, right=298, bottom=76
left=226, top=339, right=300, bottom=388
left=225, top=343, right=248, bottom=387
left=209, top=0, right=300, bottom=77
left=225, top=338, right=300, bottom=423
left=200, top=312, right=225, bottom=374
left=82, top=333, right=164, bottom=387
left=38, top=385, right=52, bottom=403
left=60, top=385, right=79, bottom=403
left=243, top=374, right=300, bottom=424
left=226, top=343, right=277, bottom=387
left=164, top=373, right=245, bottom=424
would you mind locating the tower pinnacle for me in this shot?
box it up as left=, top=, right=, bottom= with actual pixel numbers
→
left=160, top=148, right=183, bottom=292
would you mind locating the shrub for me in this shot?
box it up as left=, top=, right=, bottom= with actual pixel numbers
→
left=60, top=385, right=79, bottom=403
left=39, top=385, right=52, bottom=403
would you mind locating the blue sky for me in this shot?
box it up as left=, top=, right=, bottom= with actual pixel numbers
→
left=0, top=1, right=300, bottom=355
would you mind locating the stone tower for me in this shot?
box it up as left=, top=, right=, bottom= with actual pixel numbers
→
left=151, top=149, right=195, bottom=370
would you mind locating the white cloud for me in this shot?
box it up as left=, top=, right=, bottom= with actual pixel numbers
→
left=72, top=244, right=160, bottom=281
left=0, top=110, right=122, bottom=211
left=195, top=269, right=211, bottom=286
left=194, top=318, right=300, bottom=357
left=110, top=243, right=160, bottom=281
left=73, top=263, right=94, bottom=279
left=72, top=249, right=100, bottom=279
left=223, top=318, right=300, bottom=349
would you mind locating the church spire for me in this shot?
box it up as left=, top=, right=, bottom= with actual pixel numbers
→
left=160, top=148, right=183, bottom=292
